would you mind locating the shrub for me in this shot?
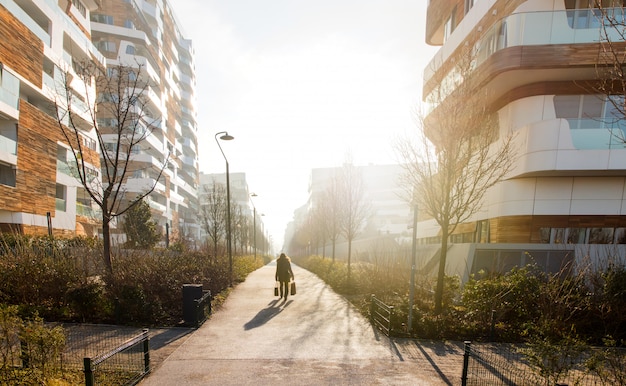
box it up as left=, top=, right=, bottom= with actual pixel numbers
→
left=461, top=265, right=543, bottom=341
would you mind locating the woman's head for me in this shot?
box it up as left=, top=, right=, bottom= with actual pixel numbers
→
left=279, top=253, right=286, bottom=259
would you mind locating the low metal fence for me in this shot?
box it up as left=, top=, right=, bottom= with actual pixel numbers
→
left=461, top=341, right=626, bottom=386
left=370, top=295, right=394, bottom=336
left=1, top=324, right=151, bottom=385
left=83, top=329, right=150, bottom=386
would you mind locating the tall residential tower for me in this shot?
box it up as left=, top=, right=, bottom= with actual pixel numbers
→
left=90, top=0, right=199, bottom=243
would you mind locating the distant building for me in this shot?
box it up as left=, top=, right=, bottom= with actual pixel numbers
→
left=199, top=172, right=268, bottom=255
left=286, top=164, right=412, bottom=260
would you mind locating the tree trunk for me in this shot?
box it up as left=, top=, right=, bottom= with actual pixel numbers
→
left=347, top=238, right=352, bottom=289
left=434, top=222, right=449, bottom=314
left=102, top=216, right=113, bottom=275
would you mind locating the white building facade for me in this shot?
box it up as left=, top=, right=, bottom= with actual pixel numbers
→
left=422, top=0, right=626, bottom=283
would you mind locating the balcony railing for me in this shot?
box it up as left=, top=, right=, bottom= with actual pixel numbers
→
left=0, top=135, right=17, bottom=155
left=76, top=202, right=101, bottom=219
left=425, top=8, right=626, bottom=104
left=566, top=118, right=626, bottom=150
left=0, top=68, right=19, bottom=111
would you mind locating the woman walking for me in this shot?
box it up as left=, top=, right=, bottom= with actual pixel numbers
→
left=275, top=253, right=294, bottom=300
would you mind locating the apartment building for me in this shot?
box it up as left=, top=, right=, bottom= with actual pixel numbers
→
left=0, top=0, right=104, bottom=236
left=422, top=0, right=626, bottom=282
left=0, top=0, right=199, bottom=243
left=90, top=0, right=199, bottom=243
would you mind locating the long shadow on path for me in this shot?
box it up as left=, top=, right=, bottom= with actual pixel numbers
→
left=243, top=299, right=291, bottom=330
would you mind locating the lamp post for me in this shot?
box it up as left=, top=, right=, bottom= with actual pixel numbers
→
left=408, top=199, right=418, bottom=336
left=215, top=131, right=234, bottom=286
left=250, top=193, right=257, bottom=260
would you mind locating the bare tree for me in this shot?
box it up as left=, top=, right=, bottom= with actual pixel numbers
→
left=591, top=2, right=626, bottom=133
left=199, top=182, right=227, bottom=257
left=311, top=200, right=330, bottom=257
left=396, top=45, right=516, bottom=314
left=53, top=61, right=166, bottom=275
left=232, top=203, right=245, bottom=256
left=338, top=161, right=370, bottom=287
left=323, top=174, right=343, bottom=261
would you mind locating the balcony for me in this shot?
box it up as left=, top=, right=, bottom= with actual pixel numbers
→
left=425, top=9, right=624, bottom=103
left=0, top=0, right=50, bottom=46
left=0, top=134, right=16, bottom=156
left=76, top=202, right=101, bottom=219
left=0, top=68, right=19, bottom=117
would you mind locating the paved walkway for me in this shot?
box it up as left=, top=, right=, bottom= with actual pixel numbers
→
left=140, top=261, right=465, bottom=385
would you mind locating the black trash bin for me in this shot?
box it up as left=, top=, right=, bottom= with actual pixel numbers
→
left=182, top=284, right=203, bottom=326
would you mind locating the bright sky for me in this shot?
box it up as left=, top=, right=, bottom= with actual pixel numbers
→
left=174, top=0, right=438, bottom=251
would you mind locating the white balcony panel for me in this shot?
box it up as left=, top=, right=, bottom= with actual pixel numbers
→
left=571, top=199, right=622, bottom=215
left=572, top=177, right=625, bottom=200
left=533, top=199, right=574, bottom=215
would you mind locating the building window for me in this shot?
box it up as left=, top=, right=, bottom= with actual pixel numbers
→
left=540, top=226, right=626, bottom=244
left=91, top=14, right=114, bottom=25
left=71, top=0, right=86, bottom=18
left=56, top=184, right=67, bottom=212
left=95, top=41, right=117, bottom=53
left=124, top=19, right=135, bottom=29
left=465, top=0, right=478, bottom=14
left=615, top=228, right=626, bottom=243
left=589, top=227, right=614, bottom=244
left=567, top=228, right=586, bottom=244
left=554, top=94, right=626, bottom=148
left=0, top=162, right=16, bottom=187
left=444, top=8, right=456, bottom=42
left=476, top=220, right=489, bottom=243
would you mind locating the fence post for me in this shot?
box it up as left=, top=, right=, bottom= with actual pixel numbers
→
left=84, top=357, right=94, bottom=386
left=143, top=329, right=150, bottom=374
left=461, top=341, right=471, bottom=386
left=370, top=294, right=375, bottom=321
left=389, top=306, right=395, bottom=336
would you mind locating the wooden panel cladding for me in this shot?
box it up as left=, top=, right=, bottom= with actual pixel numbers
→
left=489, top=216, right=534, bottom=243
left=494, top=80, right=602, bottom=112
left=485, top=215, right=626, bottom=244
left=425, top=42, right=612, bottom=123
left=22, top=224, right=75, bottom=237
left=0, top=4, right=44, bottom=88
left=13, top=102, right=58, bottom=215
left=12, top=101, right=100, bottom=216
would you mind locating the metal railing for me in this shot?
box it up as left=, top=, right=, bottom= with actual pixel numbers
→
left=370, top=295, right=394, bottom=336
left=194, top=290, right=212, bottom=328
left=83, top=329, right=150, bottom=386
left=461, top=341, right=626, bottom=386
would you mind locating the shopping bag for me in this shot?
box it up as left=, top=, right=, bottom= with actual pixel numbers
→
left=290, top=281, right=296, bottom=295
left=274, top=282, right=279, bottom=296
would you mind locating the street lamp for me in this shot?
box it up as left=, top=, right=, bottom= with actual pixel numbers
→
left=250, top=193, right=258, bottom=259
left=408, top=198, right=418, bottom=336
left=215, top=131, right=234, bottom=286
